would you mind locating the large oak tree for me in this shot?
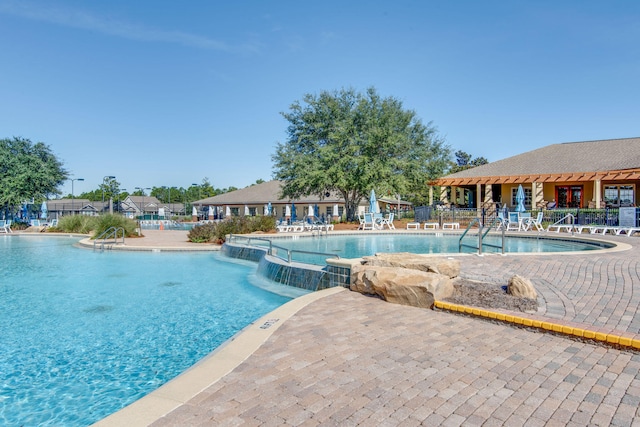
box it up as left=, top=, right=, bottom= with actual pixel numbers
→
left=272, top=87, right=451, bottom=220
left=0, top=137, right=68, bottom=216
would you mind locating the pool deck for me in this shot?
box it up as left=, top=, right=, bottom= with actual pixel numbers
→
left=95, top=230, right=640, bottom=426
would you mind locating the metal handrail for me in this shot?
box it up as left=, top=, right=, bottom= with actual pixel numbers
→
left=93, top=226, right=125, bottom=251
left=227, top=234, right=339, bottom=264
left=548, top=213, right=576, bottom=235
left=459, top=218, right=505, bottom=255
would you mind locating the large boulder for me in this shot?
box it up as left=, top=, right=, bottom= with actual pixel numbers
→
left=507, top=275, right=537, bottom=299
left=350, top=264, right=454, bottom=308
left=360, top=252, right=460, bottom=278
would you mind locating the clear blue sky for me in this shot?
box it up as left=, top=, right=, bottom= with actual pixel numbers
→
left=1, top=0, right=638, bottom=197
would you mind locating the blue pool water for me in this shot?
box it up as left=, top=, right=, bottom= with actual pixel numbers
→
left=0, top=235, right=292, bottom=426
left=266, top=233, right=611, bottom=264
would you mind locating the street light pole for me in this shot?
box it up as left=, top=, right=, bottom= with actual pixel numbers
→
left=70, top=178, right=84, bottom=215
left=102, top=175, right=116, bottom=214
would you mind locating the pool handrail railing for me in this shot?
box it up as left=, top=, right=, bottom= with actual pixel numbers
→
left=459, top=218, right=505, bottom=255
left=227, top=234, right=340, bottom=264
left=94, top=226, right=125, bottom=251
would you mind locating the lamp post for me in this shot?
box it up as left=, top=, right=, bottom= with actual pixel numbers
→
left=102, top=175, right=116, bottom=214
left=70, top=178, right=84, bottom=215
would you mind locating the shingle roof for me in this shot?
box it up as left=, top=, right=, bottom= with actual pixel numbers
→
left=443, top=137, right=640, bottom=179
left=193, top=180, right=345, bottom=205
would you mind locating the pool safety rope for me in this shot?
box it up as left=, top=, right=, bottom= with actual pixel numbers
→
left=433, top=300, right=640, bottom=350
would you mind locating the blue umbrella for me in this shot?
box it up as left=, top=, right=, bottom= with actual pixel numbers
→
left=267, top=201, right=272, bottom=215
left=291, top=202, right=297, bottom=222
left=40, top=201, right=48, bottom=219
left=515, top=184, right=526, bottom=212
left=369, top=189, right=379, bottom=214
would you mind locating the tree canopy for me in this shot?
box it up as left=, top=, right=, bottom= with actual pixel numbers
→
left=272, top=87, right=451, bottom=220
left=449, top=150, right=489, bottom=174
left=0, top=137, right=67, bottom=214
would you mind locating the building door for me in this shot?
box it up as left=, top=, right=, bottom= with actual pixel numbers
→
left=556, top=186, right=582, bottom=208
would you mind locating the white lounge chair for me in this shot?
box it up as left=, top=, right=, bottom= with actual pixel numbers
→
left=0, top=220, right=9, bottom=234
left=614, top=227, right=640, bottom=237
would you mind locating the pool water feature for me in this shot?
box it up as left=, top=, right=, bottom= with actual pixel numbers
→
left=261, top=233, right=613, bottom=264
left=0, top=235, right=291, bottom=427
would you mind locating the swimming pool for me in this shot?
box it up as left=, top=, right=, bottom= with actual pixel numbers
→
left=0, top=235, right=292, bottom=426
left=262, top=233, right=613, bottom=264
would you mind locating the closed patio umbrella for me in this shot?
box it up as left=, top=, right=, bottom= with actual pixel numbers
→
left=267, top=202, right=272, bottom=215
left=40, top=201, right=48, bottom=220
left=208, top=206, right=214, bottom=219
left=308, top=204, right=314, bottom=217
left=291, top=202, right=297, bottom=222
left=225, top=206, right=231, bottom=217
left=516, top=185, right=526, bottom=212
left=369, top=189, right=379, bottom=213
left=244, top=205, right=250, bottom=216
left=333, top=204, right=339, bottom=217
left=285, top=204, right=291, bottom=217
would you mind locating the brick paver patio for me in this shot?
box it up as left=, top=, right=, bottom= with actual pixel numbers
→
left=100, top=230, right=640, bottom=425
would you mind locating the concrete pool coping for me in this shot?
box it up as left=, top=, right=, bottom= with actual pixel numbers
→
left=93, top=286, right=347, bottom=426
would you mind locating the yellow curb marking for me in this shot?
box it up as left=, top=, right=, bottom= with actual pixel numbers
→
left=433, top=300, right=636, bottom=350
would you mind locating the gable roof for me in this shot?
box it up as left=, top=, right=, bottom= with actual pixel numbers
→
left=433, top=137, right=640, bottom=185
left=194, top=180, right=345, bottom=205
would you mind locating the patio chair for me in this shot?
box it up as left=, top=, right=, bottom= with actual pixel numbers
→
left=357, top=213, right=366, bottom=230
left=0, top=220, right=7, bottom=234
left=506, top=212, right=521, bottom=231
left=523, top=211, right=544, bottom=231
left=362, top=213, right=376, bottom=230
left=382, top=213, right=395, bottom=230
left=496, top=211, right=507, bottom=230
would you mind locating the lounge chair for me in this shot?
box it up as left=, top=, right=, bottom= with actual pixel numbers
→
left=614, top=227, right=640, bottom=237
left=0, top=220, right=9, bottom=233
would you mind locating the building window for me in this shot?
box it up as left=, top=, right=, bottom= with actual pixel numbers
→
left=230, top=207, right=239, bottom=216
left=249, top=207, right=256, bottom=216
left=604, top=185, right=635, bottom=207
left=511, top=187, right=532, bottom=208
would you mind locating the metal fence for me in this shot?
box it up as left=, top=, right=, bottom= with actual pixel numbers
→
left=413, top=205, right=640, bottom=228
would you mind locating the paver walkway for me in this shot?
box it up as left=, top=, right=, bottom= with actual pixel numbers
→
left=105, top=230, right=640, bottom=425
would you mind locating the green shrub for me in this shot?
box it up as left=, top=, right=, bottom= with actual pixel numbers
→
left=55, top=214, right=137, bottom=237
left=250, top=215, right=277, bottom=232
left=188, top=222, right=217, bottom=243
left=91, top=214, right=138, bottom=238
left=188, top=216, right=277, bottom=243
left=57, top=215, right=98, bottom=234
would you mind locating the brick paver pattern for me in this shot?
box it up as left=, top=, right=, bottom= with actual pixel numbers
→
left=145, top=232, right=640, bottom=425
